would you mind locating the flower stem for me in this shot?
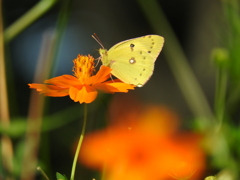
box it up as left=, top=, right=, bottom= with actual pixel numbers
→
left=4, top=0, right=57, bottom=43
left=0, top=1, right=13, bottom=177
left=20, top=31, right=56, bottom=180
left=214, top=66, right=228, bottom=131
left=136, top=0, right=214, bottom=124
left=70, top=103, right=88, bottom=180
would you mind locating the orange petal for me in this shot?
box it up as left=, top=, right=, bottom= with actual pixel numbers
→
left=44, top=75, right=80, bottom=87
left=104, top=79, right=123, bottom=83
left=93, top=82, right=135, bottom=93
left=85, top=66, right=112, bottom=84
left=79, top=112, right=205, bottom=180
left=69, top=85, right=98, bottom=104
left=106, top=82, right=135, bottom=92
left=28, top=83, right=69, bottom=97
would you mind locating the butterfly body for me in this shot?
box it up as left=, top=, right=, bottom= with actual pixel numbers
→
left=99, top=35, right=164, bottom=87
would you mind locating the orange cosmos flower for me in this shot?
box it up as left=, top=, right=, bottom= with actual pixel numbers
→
left=28, top=55, right=135, bottom=104
left=79, top=106, right=205, bottom=180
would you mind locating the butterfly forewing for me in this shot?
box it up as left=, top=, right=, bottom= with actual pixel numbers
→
left=101, top=35, right=164, bottom=86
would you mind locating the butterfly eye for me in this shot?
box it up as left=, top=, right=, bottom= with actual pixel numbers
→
left=130, top=44, right=135, bottom=47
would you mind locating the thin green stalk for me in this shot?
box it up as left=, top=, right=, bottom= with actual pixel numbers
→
left=214, top=67, right=228, bottom=131
left=0, top=0, right=13, bottom=178
left=70, top=103, right=88, bottom=180
left=227, top=83, right=240, bottom=113
left=37, top=167, right=50, bottom=180
left=20, top=31, right=55, bottom=180
left=4, top=0, right=57, bottom=43
left=136, top=0, right=214, bottom=124
left=49, top=0, right=73, bottom=77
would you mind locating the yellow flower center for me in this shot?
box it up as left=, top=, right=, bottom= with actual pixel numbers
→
left=72, top=55, right=95, bottom=82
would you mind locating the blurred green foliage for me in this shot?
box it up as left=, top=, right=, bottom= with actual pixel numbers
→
left=1, top=0, right=240, bottom=180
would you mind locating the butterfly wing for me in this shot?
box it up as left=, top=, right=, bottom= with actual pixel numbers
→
left=101, top=35, right=164, bottom=86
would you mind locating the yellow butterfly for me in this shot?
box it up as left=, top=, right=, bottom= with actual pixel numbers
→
left=98, top=35, right=164, bottom=87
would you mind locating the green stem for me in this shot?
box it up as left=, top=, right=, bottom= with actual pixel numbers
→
left=136, top=0, right=214, bottom=124
left=37, top=167, right=50, bottom=180
left=214, top=66, right=228, bottom=131
left=70, top=103, right=88, bottom=180
left=0, top=0, right=13, bottom=177
left=49, top=0, right=73, bottom=77
left=4, top=0, right=58, bottom=43
left=227, top=83, right=240, bottom=113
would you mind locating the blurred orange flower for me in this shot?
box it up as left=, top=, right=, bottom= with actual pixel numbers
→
left=79, top=106, right=205, bottom=180
left=28, top=55, right=135, bottom=103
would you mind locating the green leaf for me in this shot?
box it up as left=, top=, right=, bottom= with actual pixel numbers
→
left=56, top=172, right=68, bottom=180
left=205, top=176, right=217, bottom=180
left=0, top=118, right=27, bottom=137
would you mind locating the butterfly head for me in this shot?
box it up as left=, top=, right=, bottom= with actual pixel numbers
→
left=99, top=48, right=108, bottom=56
left=99, top=48, right=111, bottom=66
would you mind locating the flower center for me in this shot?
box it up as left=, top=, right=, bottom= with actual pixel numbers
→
left=72, top=55, right=95, bottom=82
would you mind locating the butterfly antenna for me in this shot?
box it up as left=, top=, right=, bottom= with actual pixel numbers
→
left=92, top=33, right=105, bottom=49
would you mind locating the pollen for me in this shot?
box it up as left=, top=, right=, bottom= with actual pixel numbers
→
left=72, top=54, right=95, bottom=82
